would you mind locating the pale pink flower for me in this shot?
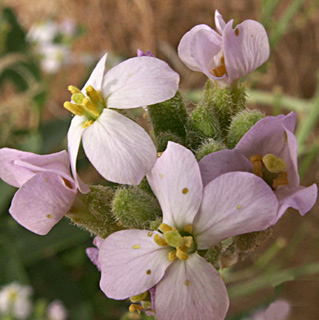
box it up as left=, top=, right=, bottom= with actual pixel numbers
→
left=86, top=236, right=103, bottom=271
left=67, top=53, right=179, bottom=192
left=178, top=10, right=270, bottom=84
left=252, top=300, right=290, bottom=320
left=47, top=300, right=68, bottom=320
left=0, top=148, right=79, bottom=235
left=98, top=142, right=278, bottom=320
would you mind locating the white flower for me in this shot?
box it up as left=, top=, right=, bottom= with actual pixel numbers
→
left=47, top=300, right=68, bottom=320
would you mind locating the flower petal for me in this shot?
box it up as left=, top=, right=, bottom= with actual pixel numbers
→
left=146, top=142, right=203, bottom=230
left=215, top=10, right=226, bottom=34
left=193, top=172, right=278, bottom=249
left=86, top=248, right=100, bottom=271
left=223, top=19, right=270, bottom=82
left=67, top=115, right=90, bottom=193
left=275, top=184, right=318, bottom=223
left=178, top=24, right=221, bottom=72
left=82, top=53, right=108, bottom=91
left=9, top=172, right=77, bottom=235
left=82, top=109, right=156, bottom=185
left=155, top=253, right=229, bottom=320
left=99, top=229, right=171, bottom=299
left=102, top=57, right=179, bottom=109
left=199, top=149, right=253, bottom=186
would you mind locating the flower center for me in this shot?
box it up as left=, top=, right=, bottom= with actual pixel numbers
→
left=63, top=85, right=105, bottom=128
left=154, top=223, right=196, bottom=262
left=250, top=154, right=289, bottom=189
left=211, top=55, right=227, bottom=78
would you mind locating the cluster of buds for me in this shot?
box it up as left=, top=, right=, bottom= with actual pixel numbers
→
left=0, top=10, right=317, bottom=320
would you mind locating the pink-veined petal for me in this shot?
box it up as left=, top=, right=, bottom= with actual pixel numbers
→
left=199, top=149, right=253, bottom=186
left=155, top=253, right=229, bottom=320
left=82, top=108, right=156, bottom=185
left=146, top=142, right=203, bottom=230
left=215, top=10, right=226, bottom=34
left=9, top=172, right=77, bottom=235
left=178, top=24, right=220, bottom=72
left=223, top=19, right=270, bottom=82
left=102, top=57, right=179, bottom=109
left=86, top=248, right=100, bottom=271
left=99, top=229, right=171, bottom=299
left=194, top=172, right=278, bottom=249
left=67, top=115, right=90, bottom=193
left=81, top=53, right=108, bottom=92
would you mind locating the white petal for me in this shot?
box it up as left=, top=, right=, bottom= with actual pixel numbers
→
left=194, top=172, right=278, bottom=249
left=99, top=229, right=171, bottom=299
left=155, top=253, right=229, bottom=320
left=215, top=10, right=226, bottom=34
left=82, top=53, right=108, bottom=91
left=82, top=109, right=156, bottom=185
left=67, top=115, right=90, bottom=193
left=102, top=57, right=179, bottom=109
left=146, top=142, right=202, bottom=230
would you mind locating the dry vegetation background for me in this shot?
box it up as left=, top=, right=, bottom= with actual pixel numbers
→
left=2, top=0, right=319, bottom=319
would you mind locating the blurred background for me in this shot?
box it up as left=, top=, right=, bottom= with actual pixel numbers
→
left=0, top=0, right=318, bottom=319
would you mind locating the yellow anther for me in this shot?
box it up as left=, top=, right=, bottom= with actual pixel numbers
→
left=159, top=223, right=175, bottom=232
left=129, top=304, right=144, bottom=314
left=130, top=292, right=148, bottom=303
left=154, top=234, right=168, bottom=247
left=46, top=214, right=53, bottom=219
left=236, top=205, right=242, bottom=209
left=263, top=154, right=287, bottom=173
left=164, top=231, right=184, bottom=248
left=146, top=269, right=151, bottom=275
left=212, top=65, right=227, bottom=77
left=68, top=85, right=81, bottom=94
left=168, top=250, right=177, bottom=262
left=273, top=172, right=289, bottom=188
left=182, top=188, right=189, bottom=194
left=133, top=245, right=140, bottom=249
left=82, top=120, right=94, bottom=129
left=83, top=97, right=100, bottom=118
left=184, top=280, right=190, bottom=286
left=176, top=247, right=188, bottom=260
left=64, top=101, right=84, bottom=116
left=157, top=152, right=163, bottom=157
left=183, top=236, right=193, bottom=248
left=86, top=85, right=103, bottom=104
left=250, top=155, right=263, bottom=177
left=147, top=232, right=153, bottom=237
left=183, top=224, right=193, bottom=234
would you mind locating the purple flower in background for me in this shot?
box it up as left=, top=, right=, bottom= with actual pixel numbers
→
left=252, top=300, right=290, bottom=320
left=200, top=112, right=318, bottom=224
left=98, top=142, right=278, bottom=320
left=178, top=10, right=270, bottom=84
left=137, top=49, right=155, bottom=57
left=86, top=237, right=103, bottom=271
left=66, top=53, right=179, bottom=192
left=0, top=148, right=79, bottom=235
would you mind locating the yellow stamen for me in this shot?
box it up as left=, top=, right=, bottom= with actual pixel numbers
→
left=154, top=234, right=168, bottom=247
left=235, top=28, right=240, bottom=36
left=46, top=214, right=53, bottom=219
left=176, top=247, right=188, bottom=260
left=129, top=304, right=144, bottom=314
left=183, top=224, right=193, bottom=234
left=183, top=236, right=193, bottom=248
left=64, top=101, right=84, bottom=116
left=273, top=172, right=289, bottom=188
left=250, top=155, right=263, bottom=177
left=147, top=232, right=153, bottom=237
left=83, top=97, right=100, bottom=118
left=133, top=245, right=140, bottom=249
left=168, top=250, right=177, bottom=262
left=86, top=85, right=103, bottom=104
left=83, top=120, right=94, bottom=129
left=130, top=292, right=148, bottom=303
left=262, top=154, right=287, bottom=173
left=157, top=152, right=163, bottom=157
left=184, top=280, right=190, bottom=286
left=182, top=188, right=189, bottom=194
left=68, top=85, right=81, bottom=94
left=62, top=178, right=73, bottom=189
left=212, top=65, right=227, bottom=77
left=146, top=269, right=151, bottom=275
left=160, top=223, right=175, bottom=232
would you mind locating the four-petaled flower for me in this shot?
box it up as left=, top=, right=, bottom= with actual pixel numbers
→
left=200, top=112, right=318, bottom=224
left=98, top=142, right=278, bottom=320
left=0, top=148, right=79, bottom=235
left=178, top=10, right=270, bottom=84
left=66, top=53, right=179, bottom=192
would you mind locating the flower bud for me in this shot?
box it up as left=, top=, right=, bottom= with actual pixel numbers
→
left=195, top=139, right=225, bottom=161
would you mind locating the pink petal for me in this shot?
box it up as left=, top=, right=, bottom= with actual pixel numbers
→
left=199, top=149, right=253, bottom=186
left=223, top=19, right=270, bottom=82
left=102, top=57, right=179, bottom=109
left=155, top=253, right=229, bottom=320
left=178, top=24, right=220, bottom=72
left=146, top=142, right=203, bottom=230
left=86, top=248, right=100, bottom=271
left=82, top=53, right=108, bottom=92
left=193, top=172, right=278, bottom=249
left=9, top=172, right=77, bottom=235
left=99, top=229, right=171, bottom=299
left=215, top=10, right=226, bottom=34
left=82, top=109, right=156, bottom=185
left=67, top=115, right=90, bottom=193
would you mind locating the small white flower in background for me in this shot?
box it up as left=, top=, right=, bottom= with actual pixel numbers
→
left=47, top=300, right=68, bottom=320
left=27, top=21, right=59, bottom=44
left=0, top=282, right=33, bottom=320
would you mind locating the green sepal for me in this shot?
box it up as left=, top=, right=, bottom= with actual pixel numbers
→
left=227, top=109, right=264, bottom=149
left=112, top=187, right=162, bottom=229
left=195, top=138, right=225, bottom=161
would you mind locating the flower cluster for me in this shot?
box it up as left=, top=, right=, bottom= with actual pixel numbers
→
left=0, top=10, right=317, bottom=320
